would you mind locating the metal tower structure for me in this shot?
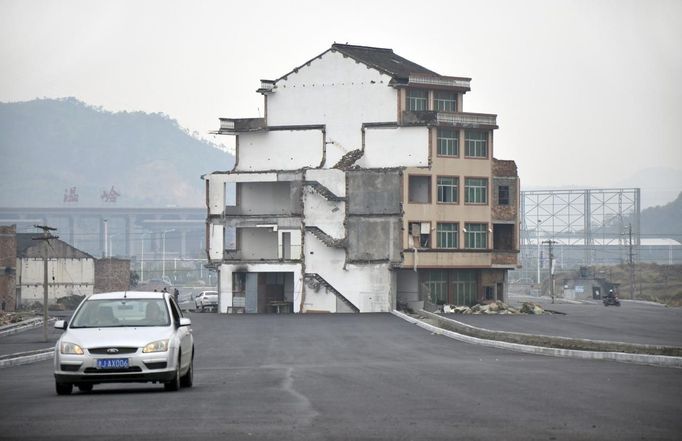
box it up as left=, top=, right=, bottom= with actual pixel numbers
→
left=517, top=188, right=640, bottom=283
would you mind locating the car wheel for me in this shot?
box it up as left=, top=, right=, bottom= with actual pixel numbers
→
left=164, top=355, right=181, bottom=392
left=77, top=384, right=93, bottom=393
left=56, top=381, right=72, bottom=395
left=180, top=351, right=194, bottom=388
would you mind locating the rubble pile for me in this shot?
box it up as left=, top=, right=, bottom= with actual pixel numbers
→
left=0, top=312, right=25, bottom=327
left=441, top=301, right=547, bottom=315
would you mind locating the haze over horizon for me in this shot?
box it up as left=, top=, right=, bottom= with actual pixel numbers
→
left=1, top=0, right=681, bottom=201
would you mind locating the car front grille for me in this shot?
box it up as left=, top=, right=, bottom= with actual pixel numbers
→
left=144, top=362, right=168, bottom=370
left=88, top=347, right=138, bottom=355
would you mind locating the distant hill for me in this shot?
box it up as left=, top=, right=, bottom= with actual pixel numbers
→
left=641, top=191, right=682, bottom=238
left=0, top=98, right=233, bottom=207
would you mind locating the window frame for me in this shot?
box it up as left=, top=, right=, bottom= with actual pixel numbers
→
left=434, top=91, right=457, bottom=112
left=436, top=222, right=459, bottom=249
left=464, top=223, right=488, bottom=249
left=464, top=177, right=488, bottom=205
left=436, top=128, right=459, bottom=157
left=437, top=176, right=459, bottom=204
left=498, top=185, right=510, bottom=206
left=464, top=130, right=489, bottom=158
left=406, top=89, right=428, bottom=111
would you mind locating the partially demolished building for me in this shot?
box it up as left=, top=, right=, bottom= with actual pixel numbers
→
left=205, top=44, right=519, bottom=313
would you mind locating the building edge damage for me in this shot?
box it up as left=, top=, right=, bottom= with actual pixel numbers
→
left=204, top=43, right=520, bottom=313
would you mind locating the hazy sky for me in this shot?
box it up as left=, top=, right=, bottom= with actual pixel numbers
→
left=1, top=0, right=681, bottom=191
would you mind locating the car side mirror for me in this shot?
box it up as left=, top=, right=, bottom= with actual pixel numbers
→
left=179, top=317, right=191, bottom=327
left=54, top=320, right=67, bottom=330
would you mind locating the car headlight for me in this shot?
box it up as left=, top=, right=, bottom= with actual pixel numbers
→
left=142, top=339, right=169, bottom=353
left=61, top=342, right=84, bottom=355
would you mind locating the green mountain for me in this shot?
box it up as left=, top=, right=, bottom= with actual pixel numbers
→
left=0, top=98, right=233, bottom=207
left=641, top=191, right=682, bottom=238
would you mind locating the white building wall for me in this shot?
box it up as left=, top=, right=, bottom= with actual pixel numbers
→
left=18, top=258, right=95, bottom=304
left=267, top=50, right=397, bottom=167
left=208, top=224, right=224, bottom=262
left=235, top=130, right=324, bottom=172
left=358, top=126, right=430, bottom=168
left=302, top=190, right=345, bottom=239
left=303, top=233, right=392, bottom=312
left=305, top=168, right=346, bottom=198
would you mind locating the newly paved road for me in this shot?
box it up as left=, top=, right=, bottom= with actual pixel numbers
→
left=451, top=297, right=682, bottom=346
left=0, top=313, right=681, bottom=440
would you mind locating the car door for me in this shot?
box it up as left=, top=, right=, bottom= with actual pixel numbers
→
left=169, top=298, right=192, bottom=370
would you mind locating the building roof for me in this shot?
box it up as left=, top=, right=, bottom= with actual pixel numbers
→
left=330, top=43, right=438, bottom=80
left=275, top=43, right=441, bottom=84
left=16, top=233, right=94, bottom=259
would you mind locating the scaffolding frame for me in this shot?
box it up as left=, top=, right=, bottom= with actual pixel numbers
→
left=517, top=188, right=640, bottom=283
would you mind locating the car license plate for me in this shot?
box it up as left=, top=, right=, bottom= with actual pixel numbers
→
left=97, top=358, right=129, bottom=369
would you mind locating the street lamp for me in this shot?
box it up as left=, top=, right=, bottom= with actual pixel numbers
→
left=162, top=229, right=175, bottom=282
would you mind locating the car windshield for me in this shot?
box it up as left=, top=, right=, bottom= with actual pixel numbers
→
left=70, top=299, right=170, bottom=328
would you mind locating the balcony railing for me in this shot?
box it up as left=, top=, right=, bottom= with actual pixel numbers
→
left=408, top=74, right=471, bottom=91
left=402, top=111, right=497, bottom=129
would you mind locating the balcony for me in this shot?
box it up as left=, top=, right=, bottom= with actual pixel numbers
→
left=214, top=118, right=266, bottom=134
left=402, top=111, right=498, bottom=129
left=408, top=74, right=471, bottom=91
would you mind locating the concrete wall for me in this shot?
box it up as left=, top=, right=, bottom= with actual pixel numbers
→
left=267, top=50, right=397, bottom=167
left=303, top=232, right=393, bottom=312
left=303, top=189, right=345, bottom=239
left=235, top=130, right=324, bottom=172
left=305, top=168, right=346, bottom=197
left=232, top=182, right=301, bottom=216
left=358, top=126, right=430, bottom=168
left=347, top=170, right=402, bottom=215
left=346, top=217, right=401, bottom=262
left=239, top=227, right=279, bottom=260
left=17, top=257, right=94, bottom=304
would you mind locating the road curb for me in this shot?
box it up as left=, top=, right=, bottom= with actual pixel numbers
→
left=0, top=348, right=54, bottom=369
left=391, top=310, right=682, bottom=368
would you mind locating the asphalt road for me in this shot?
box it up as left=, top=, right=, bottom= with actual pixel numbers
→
left=0, top=313, right=681, bottom=440
left=451, top=298, right=682, bottom=346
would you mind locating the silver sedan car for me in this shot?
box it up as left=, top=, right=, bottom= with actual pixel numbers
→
left=53, top=291, right=194, bottom=395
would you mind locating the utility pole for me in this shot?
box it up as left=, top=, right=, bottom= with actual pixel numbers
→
left=542, top=240, right=557, bottom=304
left=33, top=225, right=58, bottom=342
left=627, top=223, right=635, bottom=300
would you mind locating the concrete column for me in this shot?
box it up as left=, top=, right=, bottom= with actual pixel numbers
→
left=218, top=264, right=233, bottom=314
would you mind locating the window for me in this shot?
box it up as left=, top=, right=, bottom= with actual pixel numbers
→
left=434, top=91, right=457, bottom=112
left=465, top=130, right=488, bottom=158
left=437, top=128, right=458, bottom=156
left=420, top=270, right=477, bottom=306
left=437, top=176, right=459, bottom=203
left=465, top=178, right=488, bottom=204
left=408, top=175, right=431, bottom=203
left=409, top=222, right=431, bottom=248
left=437, top=223, right=458, bottom=249
left=407, top=89, right=428, bottom=111
left=449, top=271, right=477, bottom=306
left=498, top=185, right=510, bottom=205
left=465, top=223, right=488, bottom=249
left=421, top=270, right=448, bottom=305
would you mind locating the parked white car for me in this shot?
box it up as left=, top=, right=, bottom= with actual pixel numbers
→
left=194, top=291, right=218, bottom=312
left=53, top=291, right=194, bottom=395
